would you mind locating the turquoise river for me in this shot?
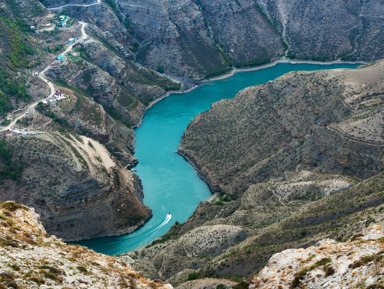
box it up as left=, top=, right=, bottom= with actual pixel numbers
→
left=78, top=62, right=359, bottom=255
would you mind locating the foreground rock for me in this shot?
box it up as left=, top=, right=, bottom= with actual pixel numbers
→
left=0, top=201, right=171, bottom=289
left=251, top=225, right=384, bottom=289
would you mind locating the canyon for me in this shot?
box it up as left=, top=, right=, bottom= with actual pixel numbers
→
left=1, top=0, right=384, bottom=287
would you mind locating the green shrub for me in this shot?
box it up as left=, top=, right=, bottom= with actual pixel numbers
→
left=2, top=202, right=27, bottom=212
left=232, top=281, right=249, bottom=289
left=188, top=271, right=199, bottom=280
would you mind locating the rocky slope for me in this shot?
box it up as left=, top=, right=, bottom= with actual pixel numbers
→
left=0, top=69, right=154, bottom=241
left=251, top=225, right=384, bottom=288
left=123, top=156, right=384, bottom=285
left=176, top=279, right=236, bottom=289
left=41, top=0, right=384, bottom=80
left=46, top=23, right=181, bottom=128
left=180, top=60, right=384, bottom=198
left=0, top=0, right=182, bottom=241
left=0, top=201, right=171, bottom=288
left=121, top=61, right=384, bottom=283
left=260, top=0, right=384, bottom=61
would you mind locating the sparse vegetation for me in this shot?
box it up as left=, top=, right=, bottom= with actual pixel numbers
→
left=0, top=69, right=31, bottom=116
left=0, top=141, right=23, bottom=181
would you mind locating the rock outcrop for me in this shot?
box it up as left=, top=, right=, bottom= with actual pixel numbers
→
left=0, top=201, right=171, bottom=289
left=0, top=130, right=152, bottom=241
left=251, top=225, right=384, bottom=289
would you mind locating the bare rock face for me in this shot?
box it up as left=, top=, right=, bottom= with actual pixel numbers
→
left=0, top=132, right=152, bottom=241
left=197, top=0, right=285, bottom=67
left=42, top=0, right=384, bottom=80
left=180, top=61, right=384, bottom=198
left=0, top=201, right=171, bottom=289
left=251, top=225, right=384, bottom=288
left=118, top=0, right=231, bottom=79
left=261, top=0, right=384, bottom=61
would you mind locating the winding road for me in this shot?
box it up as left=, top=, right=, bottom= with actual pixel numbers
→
left=48, top=0, right=101, bottom=11
left=0, top=21, right=89, bottom=132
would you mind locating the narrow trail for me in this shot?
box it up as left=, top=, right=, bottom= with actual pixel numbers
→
left=0, top=22, right=89, bottom=132
left=48, top=0, right=101, bottom=11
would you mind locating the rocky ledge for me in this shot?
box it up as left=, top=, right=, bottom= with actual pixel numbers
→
left=251, top=225, right=384, bottom=289
left=0, top=201, right=171, bottom=289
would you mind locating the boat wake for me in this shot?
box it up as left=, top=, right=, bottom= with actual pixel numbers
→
left=149, top=213, right=172, bottom=235
left=123, top=213, right=172, bottom=241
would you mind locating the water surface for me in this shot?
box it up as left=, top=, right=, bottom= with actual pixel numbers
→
left=78, top=63, right=359, bottom=255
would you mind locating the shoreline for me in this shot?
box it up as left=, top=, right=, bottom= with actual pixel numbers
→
left=134, top=57, right=365, bottom=129
left=132, top=84, right=199, bottom=129
left=176, top=148, right=220, bottom=198
left=205, top=57, right=365, bottom=82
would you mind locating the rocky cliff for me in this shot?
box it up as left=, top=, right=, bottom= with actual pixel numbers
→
left=260, top=0, right=384, bottom=61
left=251, top=225, right=384, bottom=288
left=0, top=201, right=171, bottom=288
left=41, top=0, right=384, bottom=80
left=0, top=128, right=152, bottom=241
